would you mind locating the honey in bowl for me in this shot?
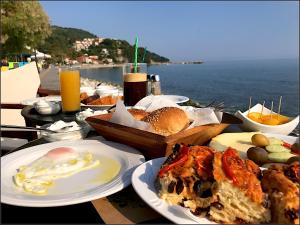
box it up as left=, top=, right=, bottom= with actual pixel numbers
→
left=247, top=112, right=289, bottom=126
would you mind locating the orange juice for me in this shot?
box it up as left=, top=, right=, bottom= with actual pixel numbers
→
left=60, top=70, right=80, bottom=113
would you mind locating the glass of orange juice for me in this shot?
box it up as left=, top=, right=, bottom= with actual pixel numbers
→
left=60, top=68, right=81, bottom=113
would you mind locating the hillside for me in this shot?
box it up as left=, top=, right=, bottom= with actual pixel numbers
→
left=38, top=26, right=169, bottom=64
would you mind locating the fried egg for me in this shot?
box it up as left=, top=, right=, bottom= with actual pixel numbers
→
left=13, top=147, right=99, bottom=195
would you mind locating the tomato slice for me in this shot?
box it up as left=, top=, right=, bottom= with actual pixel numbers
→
left=158, top=145, right=189, bottom=177
left=221, top=147, right=245, bottom=185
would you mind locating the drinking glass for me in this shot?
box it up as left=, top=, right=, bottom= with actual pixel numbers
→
left=59, top=68, right=81, bottom=113
left=123, top=63, right=147, bottom=106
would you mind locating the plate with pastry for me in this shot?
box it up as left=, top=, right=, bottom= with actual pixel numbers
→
left=132, top=144, right=274, bottom=224
left=80, top=91, right=123, bottom=109
left=261, top=161, right=299, bottom=224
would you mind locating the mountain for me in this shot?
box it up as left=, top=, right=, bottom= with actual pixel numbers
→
left=38, top=26, right=169, bottom=64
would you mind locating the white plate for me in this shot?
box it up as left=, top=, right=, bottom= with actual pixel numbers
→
left=209, top=132, right=298, bottom=159
left=157, top=95, right=189, bottom=104
left=1, top=137, right=145, bottom=207
left=141, top=95, right=190, bottom=104
left=132, top=134, right=298, bottom=224
left=81, top=103, right=113, bottom=109
left=132, top=157, right=214, bottom=224
left=21, top=96, right=61, bottom=106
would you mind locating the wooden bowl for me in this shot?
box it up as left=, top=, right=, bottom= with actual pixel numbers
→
left=86, top=112, right=241, bottom=159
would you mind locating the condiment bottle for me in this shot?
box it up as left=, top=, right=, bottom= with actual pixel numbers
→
left=151, top=74, right=161, bottom=95
left=147, top=74, right=153, bottom=95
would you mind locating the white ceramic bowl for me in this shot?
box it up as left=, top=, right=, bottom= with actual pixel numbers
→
left=33, top=101, right=61, bottom=115
left=235, top=103, right=299, bottom=135
left=96, top=86, right=119, bottom=97
left=40, top=123, right=90, bottom=142
left=80, top=86, right=96, bottom=96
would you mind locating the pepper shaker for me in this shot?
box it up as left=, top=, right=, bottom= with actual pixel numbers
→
left=151, top=74, right=161, bottom=95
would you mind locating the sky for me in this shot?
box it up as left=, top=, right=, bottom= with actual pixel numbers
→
left=40, top=1, right=299, bottom=62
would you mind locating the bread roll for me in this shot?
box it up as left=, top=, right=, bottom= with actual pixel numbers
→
left=127, top=109, right=149, bottom=120
left=142, top=107, right=189, bottom=136
left=98, top=109, right=148, bottom=121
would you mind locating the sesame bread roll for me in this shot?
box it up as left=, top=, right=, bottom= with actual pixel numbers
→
left=142, top=107, right=189, bottom=136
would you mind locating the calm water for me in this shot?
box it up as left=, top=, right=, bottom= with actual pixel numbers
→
left=80, top=59, right=299, bottom=116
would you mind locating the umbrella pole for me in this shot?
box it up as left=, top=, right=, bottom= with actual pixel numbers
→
left=34, top=50, right=40, bottom=74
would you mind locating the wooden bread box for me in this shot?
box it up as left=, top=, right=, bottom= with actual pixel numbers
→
left=86, top=112, right=240, bottom=159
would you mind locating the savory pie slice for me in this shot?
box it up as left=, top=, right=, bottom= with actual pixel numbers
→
left=209, top=147, right=271, bottom=223
left=155, top=144, right=217, bottom=216
left=261, top=161, right=299, bottom=224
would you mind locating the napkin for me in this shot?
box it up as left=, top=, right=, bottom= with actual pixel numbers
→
left=182, top=106, right=223, bottom=128
left=109, top=100, right=153, bottom=131
left=135, top=95, right=180, bottom=112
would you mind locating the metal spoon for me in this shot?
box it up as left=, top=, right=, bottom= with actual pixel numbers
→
left=0, top=125, right=67, bottom=133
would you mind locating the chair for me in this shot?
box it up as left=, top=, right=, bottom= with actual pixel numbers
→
left=1, top=62, right=60, bottom=149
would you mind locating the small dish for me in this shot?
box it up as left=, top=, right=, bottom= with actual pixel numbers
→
left=33, top=100, right=61, bottom=115
left=235, top=103, right=299, bottom=135
left=76, top=108, right=108, bottom=127
left=40, top=122, right=90, bottom=142
left=96, top=86, right=120, bottom=97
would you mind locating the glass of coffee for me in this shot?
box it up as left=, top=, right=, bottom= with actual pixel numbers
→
left=123, top=63, right=147, bottom=106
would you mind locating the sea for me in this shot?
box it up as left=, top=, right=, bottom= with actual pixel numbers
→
left=80, top=58, right=299, bottom=117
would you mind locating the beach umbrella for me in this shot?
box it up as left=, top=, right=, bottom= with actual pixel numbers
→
left=30, top=50, right=51, bottom=59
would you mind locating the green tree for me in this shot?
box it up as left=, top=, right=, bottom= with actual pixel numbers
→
left=1, top=0, right=51, bottom=54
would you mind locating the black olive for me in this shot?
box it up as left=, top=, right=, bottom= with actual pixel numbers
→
left=193, top=180, right=202, bottom=194
left=173, top=143, right=181, bottom=152
left=285, top=209, right=299, bottom=221
left=164, top=145, right=181, bottom=166
left=191, top=207, right=209, bottom=216
left=168, top=181, right=176, bottom=193
left=201, top=189, right=212, bottom=198
left=211, top=202, right=224, bottom=210
left=176, top=179, right=184, bottom=195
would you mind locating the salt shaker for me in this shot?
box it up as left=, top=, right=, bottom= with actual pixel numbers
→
left=147, top=74, right=153, bottom=95
left=151, top=74, right=161, bottom=95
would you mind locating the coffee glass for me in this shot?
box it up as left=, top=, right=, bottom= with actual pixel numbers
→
left=59, top=68, right=81, bottom=113
left=123, top=63, right=147, bottom=106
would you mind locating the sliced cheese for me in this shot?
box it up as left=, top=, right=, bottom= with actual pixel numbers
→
left=209, top=132, right=261, bottom=159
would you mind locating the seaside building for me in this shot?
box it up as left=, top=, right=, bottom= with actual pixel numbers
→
left=73, top=37, right=104, bottom=52
left=76, top=55, right=100, bottom=64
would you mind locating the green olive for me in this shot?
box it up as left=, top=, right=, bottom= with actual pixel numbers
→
left=251, top=134, right=270, bottom=147
left=291, top=143, right=300, bottom=154
left=287, top=156, right=300, bottom=164
left=247, top=147, right=269, bottom=165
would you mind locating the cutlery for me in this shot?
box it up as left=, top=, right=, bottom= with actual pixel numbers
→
left=0, top=125, right=72, bottom=133
left=107, top=104, right=116, bottom=112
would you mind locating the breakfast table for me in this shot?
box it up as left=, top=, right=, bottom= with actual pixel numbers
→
left=4, top=102, right=298, bottom=224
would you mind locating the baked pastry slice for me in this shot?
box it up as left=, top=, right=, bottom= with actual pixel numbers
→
left=261, top=161, right=299, bottom=224
left=209, top=147, right=271, bottom=223
left=155, top=144, right=217, bottom=216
